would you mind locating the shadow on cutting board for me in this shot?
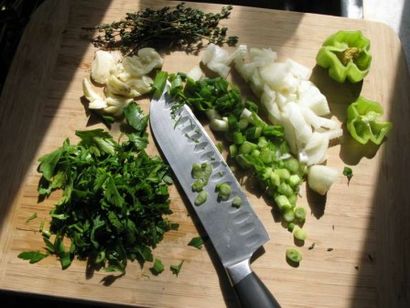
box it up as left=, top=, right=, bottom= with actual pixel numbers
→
left=349, top=34, right=410, bottom=307
left=0, top=0, right=114, bottom=306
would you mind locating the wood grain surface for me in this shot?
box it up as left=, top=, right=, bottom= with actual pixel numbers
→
left=0, top=0, right=409, bottom=307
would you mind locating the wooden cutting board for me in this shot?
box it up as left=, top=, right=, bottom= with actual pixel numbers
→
left=0, top=0, right=409, bottom=307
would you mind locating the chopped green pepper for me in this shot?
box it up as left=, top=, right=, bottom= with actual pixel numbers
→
left=316, top=30, right=372, bottom=83
left=347, top=96, right=392, bottom=145
left=286, top=248, right=302, bottom=264
left=232, top=196, right=242, bottom=208
left=195, top=191, right=208, bottom=206
left=293, top=226, right=307, bottom=241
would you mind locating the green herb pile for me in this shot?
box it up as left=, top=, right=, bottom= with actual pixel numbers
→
left=19, top=103, right=177, bottom=272
left=86, top=3, right=238, bottom=54
left=167, top=75, right=307, bottom=230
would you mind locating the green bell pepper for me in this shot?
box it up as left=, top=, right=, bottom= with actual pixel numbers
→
left=316, top=30, right=372, bottom=83
left=347, top=96, right=392, bottom=145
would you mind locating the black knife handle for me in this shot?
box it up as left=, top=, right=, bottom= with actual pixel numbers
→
left=234, top=272, right=281, bottom=308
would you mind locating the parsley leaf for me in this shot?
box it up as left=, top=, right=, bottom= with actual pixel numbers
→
left=188, top=236, right=203, bottom=249
left=18, top=251, right=48, bottom=264
left=38, top=148, right=63, bottom=181
left=123, top=103, right=148, bottom=133
left=150, top=258, right=164, bottom=275
left=170, top=260, right=184, bottom=276
left=343, top=166, right=353, bottom=184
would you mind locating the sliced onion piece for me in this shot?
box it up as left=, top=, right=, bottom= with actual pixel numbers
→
left=283, top=102, right=313, bottom=151
left=308, top=165, right=339, bottom=195
left=300, top=132, right=329, bottom=165
left=297, top=80, right=330, bottom=116
left=286, top=59, right=311, bottom=80
left=201, top=44, right=231, bottom=77
left=187, top=65, right=203, bottom=81
left=299, top=105, right=339, bottom=131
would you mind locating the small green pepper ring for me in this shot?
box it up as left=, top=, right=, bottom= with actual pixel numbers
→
left=347, top=96, right=392, bottom=145
left=316, top=30, right=372, bottom=83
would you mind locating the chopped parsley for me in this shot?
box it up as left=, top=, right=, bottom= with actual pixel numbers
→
left=170, top=260, right=184, bottom=276
left=150, top=258, right=165, bottom=275
left=18, top=251, right=48, bottom=264
left=343, top=166, right=353, bottom=184
left=188, top=236, right=203, bottom=249
left=19, top=103, right=177, bottom=273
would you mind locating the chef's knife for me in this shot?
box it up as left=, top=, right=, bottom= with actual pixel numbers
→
left=150, top=85, right=280, bottom=308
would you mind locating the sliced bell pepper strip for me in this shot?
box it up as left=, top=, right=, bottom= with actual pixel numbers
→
left=346, top=96, right=392, bottom=145
left=316, top=30, right=372, bottom=83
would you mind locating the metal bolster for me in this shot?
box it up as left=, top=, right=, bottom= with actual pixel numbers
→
left=225, top=258, right=252, bottom=285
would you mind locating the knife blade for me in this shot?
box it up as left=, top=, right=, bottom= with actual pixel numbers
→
left=150, top=84, right=280, bottom=308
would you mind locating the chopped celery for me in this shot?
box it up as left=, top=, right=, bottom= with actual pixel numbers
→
left=251, top=149, right=260, bottom=158
left=260, top=148, right=273, bottom=164
left=229, top=144, right=238, bottom=157
left=293, top=226, right=307, bottom=241
left=288, top=194, right=297, bottom=206
left=276, top=168, right=290, bottom=180
left=191, top=163, right=202, bottom=179
left=192, top=179, right=206, bottom=192
left=263, top=125, right=284, bottom=138
left=275, top=195, right=291, bottom=212
left=216, top=182, right=232, bottom=201
left=278, top=182, right=294, bottom=197
left=239, top=141, right=257, bottom=154
left=228, top=115, right=239, bottom=131
left=284, top=158, right=300, bottom=174
left=245, top=126, right=262, bottom=140
left=283, top=209, right=295, bottom=223
left=269, top=172, right=280, bottom=188
left=248, top=112, right=266, bottom=128
left=233, top=132, right=245, bottom=145
left=288, top=174, right=301, bottom=187
left=232, top=196, right=242, bottom=208
left=294, top=207, right=306, bottom=222
left=286, top=248, right=302, bottom=263
left=238, top=118, right=249, bottom=130
left=257, top=136, right=268, bottom=148
left=195, top=191, right=208, bottom=206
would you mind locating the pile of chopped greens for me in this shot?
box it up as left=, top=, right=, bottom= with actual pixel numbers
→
left=167, top=75, right=307, bottom=233
left=86, top=3, right=238, bottom=54
left=19, top=103, right=177, bottom=272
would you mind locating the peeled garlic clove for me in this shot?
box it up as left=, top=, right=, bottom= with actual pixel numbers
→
left=91, top=50, right=115, bottom=84
left=88, top=99, right=107, bottom=110
left=106, top=75, right=139, bottom=97
left=122, top=48, right=163, bottom=77
left=126, top=76, right=153, bottom=95
left=105, top=95, right=133, bottom=107
left=82, top=78, right=103, bottom=102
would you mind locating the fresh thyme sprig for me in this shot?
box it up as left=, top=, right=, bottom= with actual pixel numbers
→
left=84, top=3, right=238, bottom=54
